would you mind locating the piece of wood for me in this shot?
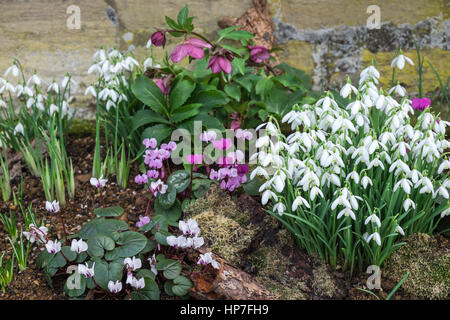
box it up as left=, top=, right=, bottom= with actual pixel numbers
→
left=187, top=249, right=273, bottom=300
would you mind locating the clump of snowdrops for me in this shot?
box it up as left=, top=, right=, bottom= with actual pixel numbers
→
left=251, top=53, right=450, bottom=273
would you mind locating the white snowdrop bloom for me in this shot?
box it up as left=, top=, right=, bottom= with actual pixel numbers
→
left=84, top=86, right=96, bottom=97
left=360, top=65, right=380, bottom=82
left=349, top=194, right=362, bottom=210
left=27, top=74, right=42, bottom=86
left=391, top=54, right=414, bottom=70
left=415, top=177, right=434, bottom=195
left=146, top=38, right=152, bottom=48
left=309, top=186, right=324, bottom=201
left=14, top=123, right=24, bottom=136
left=1, top=81, right=16, bottom=94
left=273, top=202, right=286, bottom=215
left=315, top=96, right=338, bottom=111
left=403, top=198, right=416, bottom=212
left=364, top=214, right=381, bottom=227
left=49, top=104, right=59, bottom=116
left=346, top=171, right=360, bottom=184
left=407, top=169, right=422, bottom=184
left=273, top=171, right=286, bottom=193
left=393, top=141, right=410, bottom=158
left=367, top=158, right=385, bottom=170
left=438, top=159, right=450, bottom=174
left=389, top=83, right=406, bottom=97
left=250, top=167, right=269, bottom=180
left=337, top=207, right=356, bottom=220
left=395, top=225, right=405, bottom=236
left=4, top=65, right=19, bottom=78
left=434, top=185, right=449, bottom=199
left=261, top=190, right=278, bottom=206
left=106, top=100, right=116, bottom=111
left=393, top=178, right=412, bottom=194
left=389, top=159, right=410, bottom=176
left=347, top=100, right=363, bottom=116
left=340, top=82, right=358, bottom=98
left=47, top=81, right=59, bottom=93
left=441, top=207, right=450, bottom=218
left=365, top=232, right=382, bottom=246
left=143, top=58, right=153, bottom=70
left=88, top=64, right=102, bottom=75
left=361, top=176, right=372, bottom=189
left=331, top=189, right=351, bottom=210
left=292, top=195, right=310, bottom=211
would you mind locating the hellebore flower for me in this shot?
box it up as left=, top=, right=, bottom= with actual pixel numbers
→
left=108, top=280, right=123, bottom=293
left=45, top=200, right=60, bottom=213
left=411, top=97, right=431, bottom=111
left=124, top=256, right=142, bottom=271
left=248, top=45, right=270, bottom=63
left=136, top=216, right=150, bottom=228
left=90, top=176, right=108, bottom=188
left=153, top=78, right=170, bottom=95
left=78, top=262, right=95, bottom=278
left=207, top=55, right=232, bottom=74
left=170, top=38, right=212, bottom=63
left=45, top=240, right=62, bottom=254
left=150, top=31, right=166, bottom=47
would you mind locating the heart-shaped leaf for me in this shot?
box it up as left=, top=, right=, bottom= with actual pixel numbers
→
left=167, top=170, right=190, bottom=192
left=156, top=259, right=182, bottom=279
left=114, top=231, right=148, bottom=258
left=93, top=261, right=123, bottom=290
left=93, top=206, right=124, bottom=217
left=87, top=234, right=115, bottom=257
left=171, top=275, right=193, bottom=296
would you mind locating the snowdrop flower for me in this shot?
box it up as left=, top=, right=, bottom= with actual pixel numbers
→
left=14, top=123, right=24, bottom=136
left=49, top=104, right=59, bottom=116
left=47, top=81, right=59, bottom=93
left=361, top=176, right=373, bottom=189
left=364, top=214, right=381, bottom=227
left=261, top=190, right=278, bottom=206
left=415, top=177, right=434, bottom=195
left=45, top=240, right=62, bottom=254
left=78, top=262, right=95, bottom=278
left=124, top=257, right=142, bottom=271
left=340, top=81, right=358, bottom=98
left=108, top=280, right=122, bottom=293
left=4, top=64, right=19, bottom=78
left=90, top=176, right=108, bottom=188
left=273, top=202, right=286, bottom=215
left=391, top=53, right=414, bottom=70
left=292, top=195, right=310, bottom=211
left=394, top=225, right=405, bottom=236
left=393, top=178, right=412, bottom=194
left=27, top=74, right=42, bottom=86
left=179, top=219, right=200, bottom=237
left=309, top=186, right=324, bottom=201
left=71, top=239, right=88, bottom=253
left=45, top=200, right=60, bottom=213
left=337, top=207, right=356, bottom=220
left=346, top=171, right=360, bottom=184
left=389, top=83, right=406, bottom=97
left=438, top=159, right=450, bottom=174
left=331, top=189, right=351, bottom=210
left=441, top=207, right=450, bottom=218
left=197, top=252, right=220, bottom=269
left=434, top=184, right=449, bottom=199
left=403, top=198, right=416, bottom=212
left=365, top=232, right=382, bottom=246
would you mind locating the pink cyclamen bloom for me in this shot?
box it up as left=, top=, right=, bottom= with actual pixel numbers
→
left=153, top=78, right=170, bottom=95
left=143, top=138, right=157, bottom=149
left=136, top=216, right=151, bottom=228
left=170, top=38, right=212, bottom=63
left=235, top=129, right=253, bottom=140
left=207, top=56, right=232, bottom=74
left=212, top=138, right=233, bottom=151
left=248, top=45, right=270, bottom=63
left=134, top=174, right=148, bottom=185
left=187, top=154, right=203, bottom=165
left=147, top=170, right=159, bottom=179
left=411, top=97, right=431, bottom=111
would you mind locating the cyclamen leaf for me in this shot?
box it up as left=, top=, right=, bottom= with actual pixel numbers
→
left=114, top=231, right=148, bottom=258
left=93, top=206, right=124, bottom=217
left=87, top=234, right=115, bottom=257
left=93, top=261, right=123, bottom=290
left=156, top=259, right=182, bottom=279
left=167, top=170, right=191, bottom=192
left=172, top=275, right=193, bottom=296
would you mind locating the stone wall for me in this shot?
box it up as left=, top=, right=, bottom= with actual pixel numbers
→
left=0, top=0, right=448, bottom=110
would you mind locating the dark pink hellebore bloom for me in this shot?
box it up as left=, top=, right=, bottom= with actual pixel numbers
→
left=170, top=38, right=212, bottom=63
left=153, top=78, right=170, bottom=95
left=248, top=45, right=270, bottom=63
left=150, top=31, right=166, bottom=47
left=207, top=56, right=232, bottom=74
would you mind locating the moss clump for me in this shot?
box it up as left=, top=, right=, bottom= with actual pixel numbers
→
left=247, top=229, right=309, bottom=300
left=192, top=210, right=255, bottom=265
left=311, top=262, right=342, bottom=298
left=383, top=233, right=450, bottom=300
left=68, top=119, right=96, bottom=138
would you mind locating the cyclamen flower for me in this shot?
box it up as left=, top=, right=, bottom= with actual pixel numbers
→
left=127, top=274, right=145, bottom=290
left=235, top=129, right=253, bottom=140
left=23, top=224, right=48, bottom=243
left=134, top=174, right=148, bottom=185
left=143, top=138, right=157, bottom=149
left=248, top=45, right=270, bottom=63
left=136, top=216, right=151, bottom=228
left=108, top=280, right=123, bottom=293
left=212, top=138, right=233, bottom=151
left=71, top=239, right=88, bottom=253
left=170, top=38, right=212, bottom=63
left=78, top=262, right=95, bottom=278
left=45, top=200, right=60, bottom=213
left=200, top=130, right=217, bottom=143
left=207, top=55, right=232, bottom=74
left=149, top=179, right=168, bottom=196
left=411, top=97, right=431, bottom=111
left=45, top=240, right=61, bottom=254
left=124, top=257, right=142, bottom=271
left=148, top=254, right=158, bottom=276
left=197, top=252, right=220, bottom=269
left=179, top=219, right=200, bottom=237
left=90, top=176, right=108, bottom=188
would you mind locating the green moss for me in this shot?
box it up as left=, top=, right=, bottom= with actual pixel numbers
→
left=68, top=119, right=96, bottom=138
left=383, top=233, right=450, bottom=300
